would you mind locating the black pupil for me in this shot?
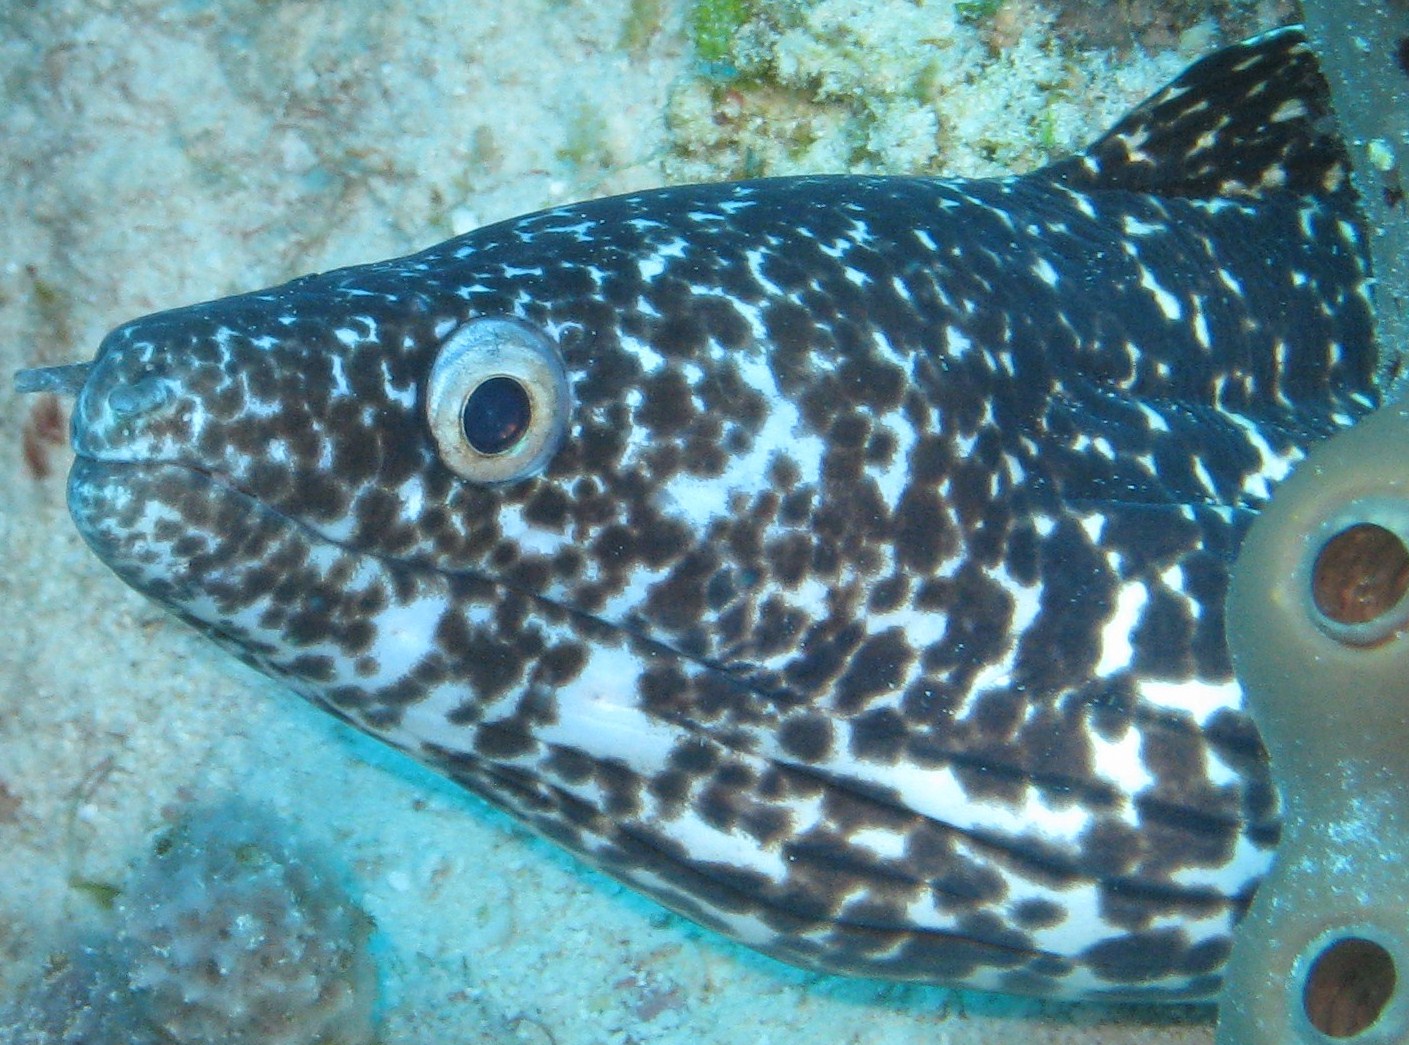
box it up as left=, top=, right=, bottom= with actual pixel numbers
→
left=462, top=376, right=531, bottom=455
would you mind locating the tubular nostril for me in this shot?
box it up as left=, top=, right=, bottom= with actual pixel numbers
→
left=14, top=362, right=93, bottom=396
left=108, top=376, right=172, bottom=417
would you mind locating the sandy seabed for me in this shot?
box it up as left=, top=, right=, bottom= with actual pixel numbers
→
left=0, top=2, right=1266, bottom=1041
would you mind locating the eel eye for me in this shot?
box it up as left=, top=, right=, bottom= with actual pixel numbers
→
left=426, top=316, right=570, bottom=483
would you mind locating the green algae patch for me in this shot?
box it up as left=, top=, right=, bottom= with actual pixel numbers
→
left=690, top=0, right=753, bottom=76
left=955, top=0, right=1003, bottom=24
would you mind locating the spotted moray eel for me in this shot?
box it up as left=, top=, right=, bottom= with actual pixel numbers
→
left=22, top=27, right=1380, bottom=1000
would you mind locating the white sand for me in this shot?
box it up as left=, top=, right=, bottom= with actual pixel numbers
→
left=0, top=1, right=1264, bottom=1041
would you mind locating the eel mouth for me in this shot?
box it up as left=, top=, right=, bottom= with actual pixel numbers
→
left=66, top=454, right=314, bottom=613
left=63, top=452, right=705, bottom=686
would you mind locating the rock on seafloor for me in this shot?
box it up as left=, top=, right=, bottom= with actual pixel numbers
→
left=0, top=1, right=1285, bottom=1042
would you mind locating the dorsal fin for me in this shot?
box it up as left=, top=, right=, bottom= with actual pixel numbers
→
left=1043, top=26, right=1352, bottom=202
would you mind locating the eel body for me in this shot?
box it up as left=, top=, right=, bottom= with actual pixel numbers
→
left=32, top=28, right=1379, bottom=999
